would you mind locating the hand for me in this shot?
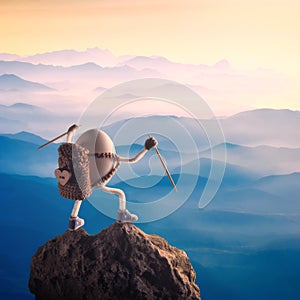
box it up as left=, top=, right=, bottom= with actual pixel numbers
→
left=67, top=124, right=80, bottom=133
left=145, top=136, right=158, bottom=150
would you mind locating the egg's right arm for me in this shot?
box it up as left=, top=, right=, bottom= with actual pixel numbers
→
left=118, top=148, right=148, bottom=164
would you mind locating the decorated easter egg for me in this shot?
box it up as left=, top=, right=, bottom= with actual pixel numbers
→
left=76, top=129, right=116, bottom=186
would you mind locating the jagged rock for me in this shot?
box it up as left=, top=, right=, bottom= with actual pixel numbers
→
left=29, top=222, right=200, bottom=300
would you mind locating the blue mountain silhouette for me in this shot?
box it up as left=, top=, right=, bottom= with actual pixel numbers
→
left=1, top=130, right=300, bottom=299
left=0, top=74, right=53, bottom=91
left=1, top=171, right=300, bottom=299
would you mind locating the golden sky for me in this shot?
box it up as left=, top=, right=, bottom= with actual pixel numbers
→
left=0, top=0, right=299, bottom=108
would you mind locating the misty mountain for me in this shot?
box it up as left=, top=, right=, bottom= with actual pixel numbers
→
left=0, top=104, right=300, bottom=149
left=220, top=108, right=300, bottom=148
left=1, top=105, right=299, bottom=167
left=2, top=130, right=299, bottom=218
left=118, top=55, right=230, bottom=80
left=0, top=47, right=133, bottom=67
left=1, top=171, right=300, bottom=300
left=251, top=172, right=300, bottom=199
left=0, top=52, right=20, bottom=61
left=0, top=48, right=226, bottom=74
left=172, top=157, right=259, bottom=186
left=1, top=131, right=47, bottom=145
left=116, top=55, right=285, bottom=110
left=93, top=86, right=107, bottom=92
left=0, top=60, right=161, bottom=89
left=209, top=185, right=299, bottom=215
left=0, top=49, right=286, bottom=114
left=1, top=161, right=300, bottom=299
left=0, top=131, right=182, bottom=179
left=0, top=103, right=77, bottom=136
left=0, top=74, right=53, bottom=92
left=101, top=115, right=221, bottom=151
left=0, top=115, right=26, bottom=133
left=0, top=102, right=51, bottom=119
left=102, top=109, right=300, bottom=150
left=0, top=135, right=57, bottom=177
left=0, top=129, right=251, bottom=200
left=0, top=47, right=291, bottom=122
left=200, top=142, right=300, bottom=177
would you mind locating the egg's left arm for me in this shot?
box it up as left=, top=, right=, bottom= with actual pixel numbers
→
left=66, top=124, right=80, bottom=143
left=118, top=136, right=158, bottom=164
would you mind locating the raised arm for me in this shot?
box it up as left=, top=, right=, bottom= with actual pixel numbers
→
left=118, top=136, right=158, bottom=163
left=66, top=124, right=79, bottom=143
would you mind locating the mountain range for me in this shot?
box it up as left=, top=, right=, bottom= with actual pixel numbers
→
left=0, top=48, right=132, bottom=67
left=0, top=103, right=77, bottom=137
left=1, top=102, right=299, bottom=148
left=0, top=128, right=299, bottom=299
left=0, top=48, right=299, bottom=300
left=1, top=169, right=299, bottom=299
left=200, top=142, right=300, bottom=177
left=0, top=60, right=161, bottom=91
left=1, top=128, right=299, bottom=179
left=0, top=48, right=290, bottom=116
left=220, top=108, right=300, bottom=147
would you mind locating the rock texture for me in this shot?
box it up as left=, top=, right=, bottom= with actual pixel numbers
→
left=29, top=222, right=200, bottom=300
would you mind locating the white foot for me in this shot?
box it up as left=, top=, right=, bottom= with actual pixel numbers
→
left=117, top=209, right=138, bottom=223
left=68, top=216, right=85, bottom=231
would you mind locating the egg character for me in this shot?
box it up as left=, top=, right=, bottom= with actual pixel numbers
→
left=53, top=125, right=158, bottom=231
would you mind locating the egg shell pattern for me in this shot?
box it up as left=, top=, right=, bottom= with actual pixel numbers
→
left=76, top=129, right=116, bottom=185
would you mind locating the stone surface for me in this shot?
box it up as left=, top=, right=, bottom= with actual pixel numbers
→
left=29, top=222, right=200, bottom=300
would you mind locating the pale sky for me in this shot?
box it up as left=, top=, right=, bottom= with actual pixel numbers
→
left=0, top=0, right=299, bottom=109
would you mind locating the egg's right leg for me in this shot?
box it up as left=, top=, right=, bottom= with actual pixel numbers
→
left=98, top=185, right=138, bottom=222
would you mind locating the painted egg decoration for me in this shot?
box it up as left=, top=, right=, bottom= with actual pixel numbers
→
left=76, top=129, right=116, bottom=185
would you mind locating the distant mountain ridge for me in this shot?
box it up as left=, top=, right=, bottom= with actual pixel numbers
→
left=0, top=47, right=133, bottom=67
left=0, top=74, right=53, bottom=91
left=0, top=103, right=299, bottom=148
left=220, top=108, right=300, bottom=148
left=0, top=60, right=162, bottom=91
left=0, top=47, right=288, bottom=115
left=1, top=127, right=299, bottom=179
left=1, top=131, right=47, bottom=145
left=0, top=102, right=77, bottom=137
left=200, top=142, right=300, bottom=176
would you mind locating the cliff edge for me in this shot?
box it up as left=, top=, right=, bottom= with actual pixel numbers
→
left=29, top=222, right=200, bottom=300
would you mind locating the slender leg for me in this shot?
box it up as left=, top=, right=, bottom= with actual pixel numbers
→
left=98, top=185, right=138, bottom=222
left=98, top=186, right=126, bottom=210
left=71, top=200, right=82, bottom=218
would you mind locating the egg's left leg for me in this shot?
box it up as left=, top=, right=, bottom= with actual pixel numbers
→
left=98, top=185, right=138, bottom=222
left=68, top=200, right=85, bottom=231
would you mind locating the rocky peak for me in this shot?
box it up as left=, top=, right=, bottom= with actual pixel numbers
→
left=29, top=222, right=200, bottom=300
